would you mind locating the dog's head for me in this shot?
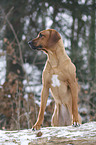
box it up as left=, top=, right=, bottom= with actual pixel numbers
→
left=28, top=29, right=61, bottom=53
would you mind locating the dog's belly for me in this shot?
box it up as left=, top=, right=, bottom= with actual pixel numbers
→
left=50, top=75, right=72, bottom=104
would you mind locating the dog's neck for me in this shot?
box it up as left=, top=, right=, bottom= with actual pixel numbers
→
left=47, top=39, right=70, bottom=68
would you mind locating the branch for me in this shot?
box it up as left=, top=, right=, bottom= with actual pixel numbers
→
left=0, top=7, right=24, bottom=70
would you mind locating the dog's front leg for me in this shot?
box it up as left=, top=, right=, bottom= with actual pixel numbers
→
left=68, top=79, right=79, bottom=126
left=32, top=86, right=49, bottom=130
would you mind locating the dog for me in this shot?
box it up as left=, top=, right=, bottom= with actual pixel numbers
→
left=28, top=29, right=81, bottom=130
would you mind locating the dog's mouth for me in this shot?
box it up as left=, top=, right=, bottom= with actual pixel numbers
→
left=28, top=41, right=42, bottom=50
left=28, top=41, right=48, bottom=53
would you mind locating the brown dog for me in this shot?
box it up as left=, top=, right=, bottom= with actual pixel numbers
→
left=28, top=29, right=81, bottom=130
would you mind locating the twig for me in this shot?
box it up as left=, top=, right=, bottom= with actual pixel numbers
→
left=79, top=98, right=96, bottom=109
left=0, top=7, right=24, bottom=71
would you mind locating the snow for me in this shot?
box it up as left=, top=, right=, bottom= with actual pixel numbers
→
left=81, top=83, right=89, bottom=90
left=0, top=122, right=96, bottom=145
left=35, top=97, right=52, bottom=107
left=0, top=54, right=6, bottom=85
left=23, top=63, right=42, bottom=96
left=79, top=107, right=88, bottom=114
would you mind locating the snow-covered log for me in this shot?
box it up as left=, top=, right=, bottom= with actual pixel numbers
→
left=0, top=122, right=96, bottom=145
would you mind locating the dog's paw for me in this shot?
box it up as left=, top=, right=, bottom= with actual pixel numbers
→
left=72, top=122, right=80, bottom=127
left=32, top=127, right=36, bottom=131
left=32, top=124, right=42, bottom=131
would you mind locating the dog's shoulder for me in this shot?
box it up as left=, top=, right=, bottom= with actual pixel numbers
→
left=66, top=61, right=77, bottom=83
left=68, top=62, right=76, bottom=75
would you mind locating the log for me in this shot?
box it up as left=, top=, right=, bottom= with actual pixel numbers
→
left=0, top=122, right=96, bottom=145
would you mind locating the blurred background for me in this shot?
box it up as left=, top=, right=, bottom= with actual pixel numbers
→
left=0, top=0, right=96, bottom=130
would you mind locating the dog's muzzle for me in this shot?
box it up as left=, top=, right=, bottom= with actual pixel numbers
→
left=28, top=41, right=34, bottom=49
left=28, top=41, right=42, bottom=50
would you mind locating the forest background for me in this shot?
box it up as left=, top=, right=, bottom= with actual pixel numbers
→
left=0, top=0, right=96, bottom=130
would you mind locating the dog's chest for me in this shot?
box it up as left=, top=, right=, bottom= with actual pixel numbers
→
left=51, top=75, right=60, bottom=87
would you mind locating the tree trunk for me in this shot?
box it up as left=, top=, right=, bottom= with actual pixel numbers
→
left=88, top=0, right=96, bottom=82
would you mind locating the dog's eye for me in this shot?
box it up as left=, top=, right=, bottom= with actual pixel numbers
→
left=39, top=33, right=43, bottom=38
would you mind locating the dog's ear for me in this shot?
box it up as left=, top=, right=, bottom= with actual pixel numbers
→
left=47, top=29, right=61, bottom=48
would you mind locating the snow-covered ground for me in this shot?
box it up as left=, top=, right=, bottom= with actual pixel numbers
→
left=0, top=122, right=96, bottom=145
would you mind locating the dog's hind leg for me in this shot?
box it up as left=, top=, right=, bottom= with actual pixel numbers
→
left=59, top=104, right=72, bottom=126
left=51, top=104, right=72, bottom=126
left=51, top=104, right=59, bottom=126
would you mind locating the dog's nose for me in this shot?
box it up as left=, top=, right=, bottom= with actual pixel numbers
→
left=28, top=41, right=32, bottom=45
left=28, top=41, right=36, bottom=49
left=28, top=41, right=33, bottom=49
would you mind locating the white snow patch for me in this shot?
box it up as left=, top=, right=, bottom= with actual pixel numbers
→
left=35, top=99, right=41, bottom=106
left=79, top=107, right=88, bottom=114
left=35, top=97, right=52, bottom=107
left=0, top=122, right=96, bottom=145
left=81, top=83, right=89, bottom=90
left=24, top=94, right=28, bottom=101
left=82, top=15, right=87, bottom=22
left=0, top=54, right=6, bottom=85
left=23, top=63, right=42, bottom=96
left=8, top=94, right=11, bottom=98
